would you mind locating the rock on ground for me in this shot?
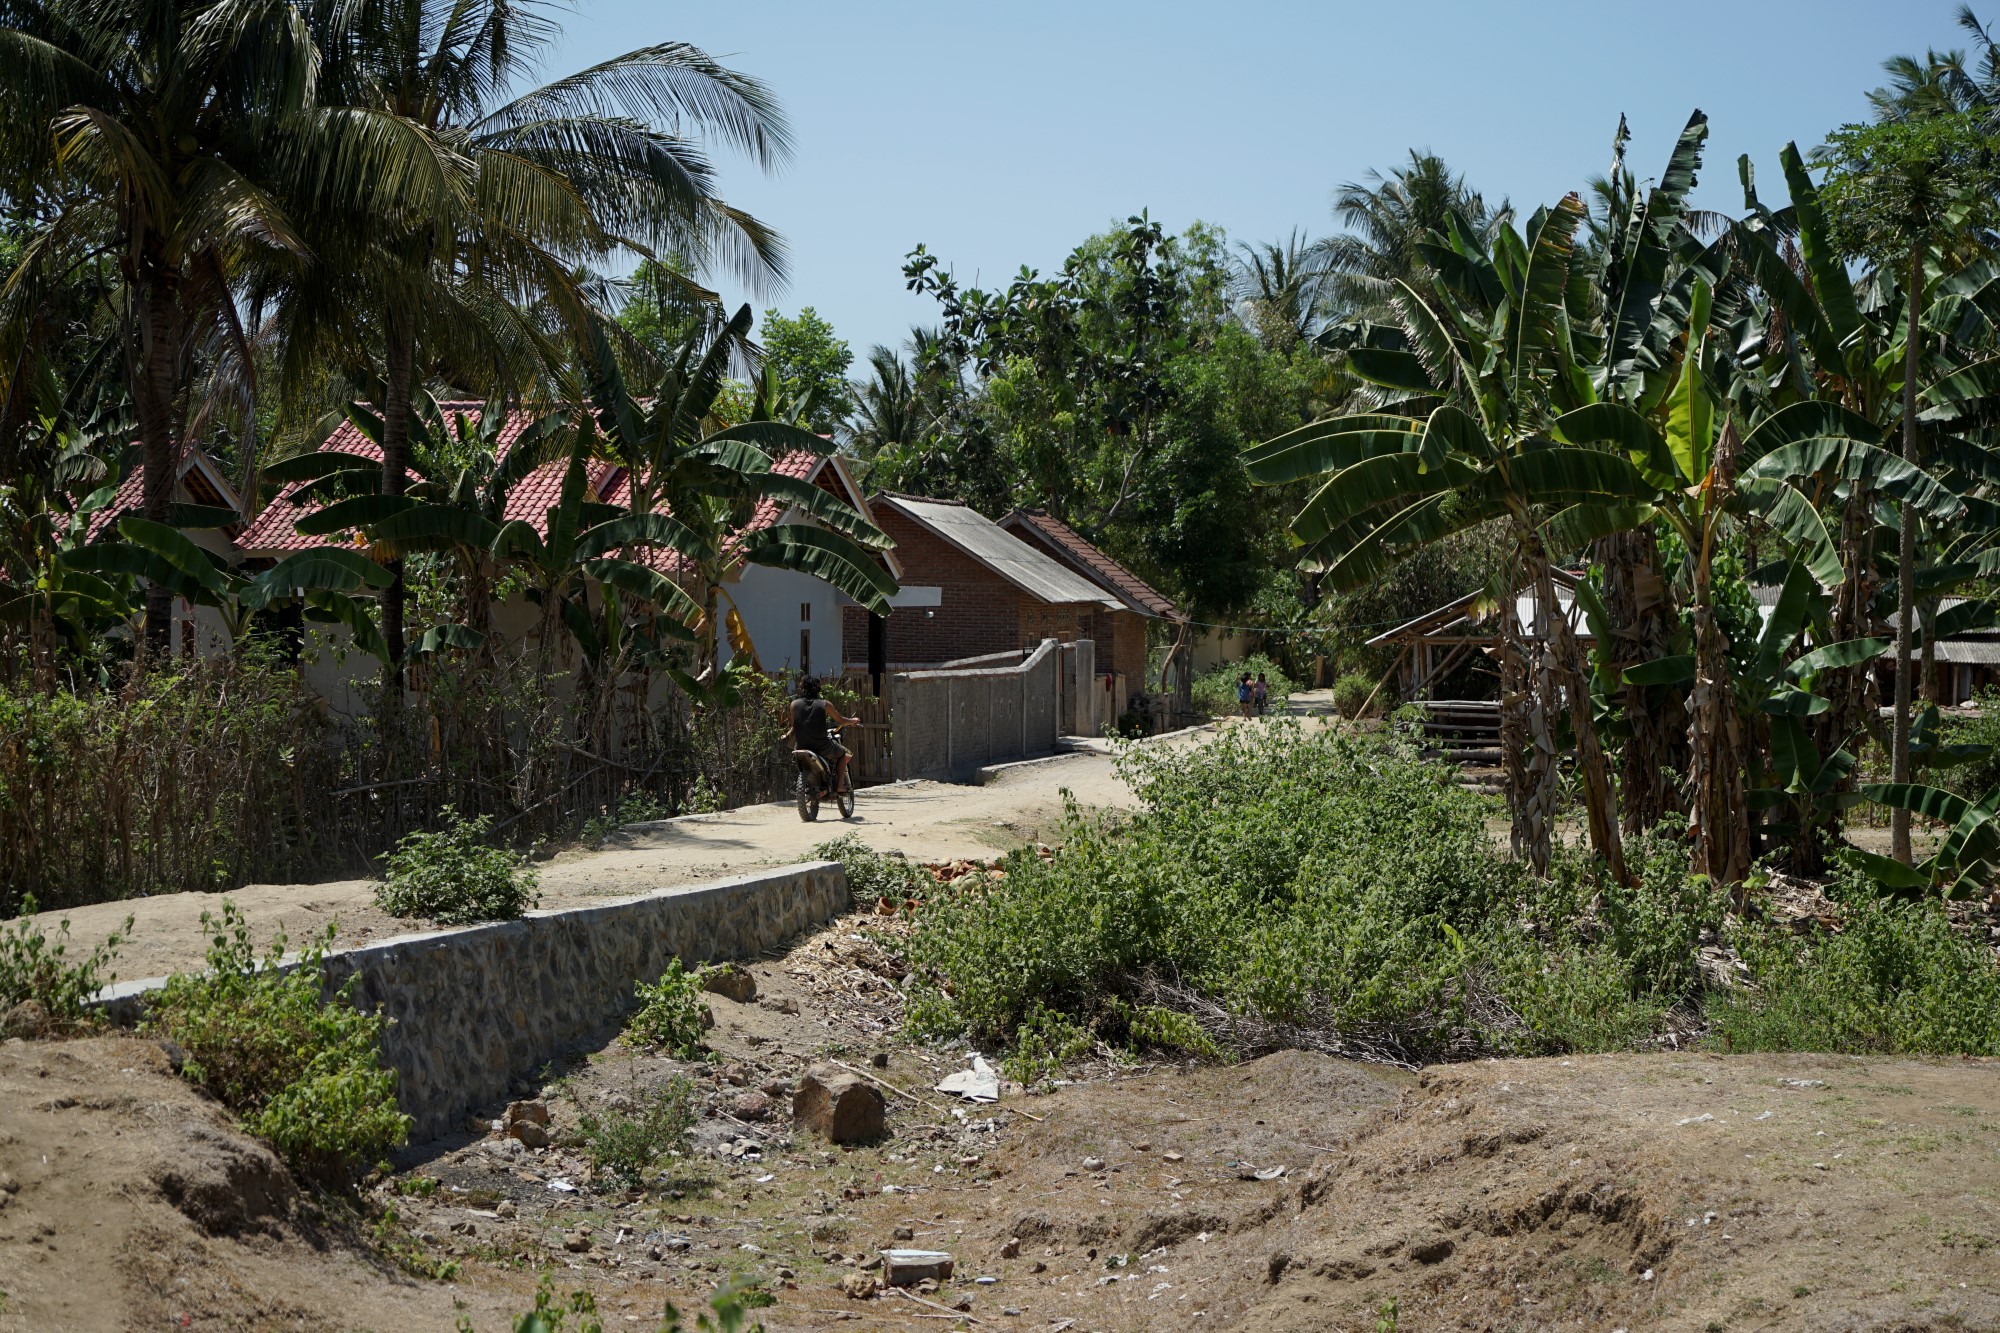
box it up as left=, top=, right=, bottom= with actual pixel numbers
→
left=792, top=1063, right=885, bottom=1144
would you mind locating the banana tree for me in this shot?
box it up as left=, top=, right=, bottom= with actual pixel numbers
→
left=62, top=517, right=394, bottom=661
left=264, top=399, right=578, bottom=654
left=1853, top=782, right=2000, bottom=899
left=585, top=306, right=897, bottom=673
left=1248, top=194, right=1656, bottom=880
left=1555, top=269, right=1964, bottom=885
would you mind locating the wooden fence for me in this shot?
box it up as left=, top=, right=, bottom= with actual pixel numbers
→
left=830, top=675, right=895, bottom=785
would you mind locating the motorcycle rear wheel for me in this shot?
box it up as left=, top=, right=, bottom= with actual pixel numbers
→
left=796, top=774, right=819, bottom=822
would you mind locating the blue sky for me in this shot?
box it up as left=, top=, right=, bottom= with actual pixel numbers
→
left=552, top=0, right=1980, bottom=359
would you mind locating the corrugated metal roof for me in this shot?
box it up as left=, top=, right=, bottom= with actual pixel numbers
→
left=998, top=508, right=1182, bottom=620
left=1934, top=638, right=2000, bottom=665
left=878, top=495, right=1119, bottom=608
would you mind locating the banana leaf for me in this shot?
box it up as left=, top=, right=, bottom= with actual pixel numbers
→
left=740, top=523, right=898, bottom=613
left=294, top=493, right=419, bottom=535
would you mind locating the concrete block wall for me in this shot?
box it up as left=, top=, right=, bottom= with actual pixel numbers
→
left=98, top=862, right=849, bottom=1142
left=889, top=638, right=1065, bottom=781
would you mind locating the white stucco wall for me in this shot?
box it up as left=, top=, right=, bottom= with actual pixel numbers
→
left=721, top=563, right=842, bottom=677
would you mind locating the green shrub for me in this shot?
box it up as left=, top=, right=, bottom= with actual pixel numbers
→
left=1190, top=653, right=1294, bottom=717
left=1001, top=1003, right=1096, bottom=1083
left=1127, top=1004, right=1222, bottom=1059
left=0, top=895, right=130, bottom=1030
left=904, top=723, right=1517, bottom=1063
left=624, top=960, right=709, bottom=1058
left=1709, top=872, right=2000, bottom=1055
left=484, top=1272, right=767, bottom=1333
left=377, top=807, right=538, bottom=925
left=143, top=902, right=410, bottom=1179
left=574, top=1077, right=698, bottom=1188
left=1484, top=933, right=1672, bottom=1053
left=1331, top=671, right=1379, bottom=719
left=811, top=833, right=927, bottom=902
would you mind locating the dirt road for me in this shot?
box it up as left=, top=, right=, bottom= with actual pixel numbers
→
left=29, top=741, right=1155, bottom=984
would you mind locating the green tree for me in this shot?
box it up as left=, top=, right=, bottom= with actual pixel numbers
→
left=583, top=306, right=895, bottom=672
left=759, top=307, right=853, bottom=435
left=619, top=257, right=722, bottom=365
left=0, top=0, right=329, bottom=652
left=282, top=0, right=793, bottom=679
left=1317, top=151, right=1503, bottom=321
left=1232, top=229, right=1329, bottom=349
left=1815, top=112, right=2000, bottom=862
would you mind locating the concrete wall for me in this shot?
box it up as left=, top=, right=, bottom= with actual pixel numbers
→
left=889, top=638, right=1064, bottom=781
left=98, top=862, right=849, bottom=1142
left=723, top=562, right=844, bottom=676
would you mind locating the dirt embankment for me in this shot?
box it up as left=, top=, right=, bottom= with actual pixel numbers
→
left=8, top=906, right=2000, bottom=1332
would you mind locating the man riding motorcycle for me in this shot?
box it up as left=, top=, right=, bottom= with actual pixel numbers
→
left=787, top=675, right=851, bottom=793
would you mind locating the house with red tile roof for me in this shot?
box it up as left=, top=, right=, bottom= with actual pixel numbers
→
left=84, top=449, right=244, bottom=548
left=237, top=404, right=893, bottom=675
left=997, top=507, right=1180, bottom=699
left=83, top=449, right=246, bottom=659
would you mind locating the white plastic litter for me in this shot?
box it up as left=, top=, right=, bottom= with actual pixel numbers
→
left=936, top=1054, right=1002, bottom=1103
left=545, top=1178, right=578, bottom=1193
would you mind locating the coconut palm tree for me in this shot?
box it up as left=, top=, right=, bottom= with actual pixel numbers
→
left=1231, top=229, right=1329, bottom=348
left=274, top=0, right=794, bottom=677
left=1318, top=151, right=1503, bottom=321
left=0, top=0, right=329, bottom=651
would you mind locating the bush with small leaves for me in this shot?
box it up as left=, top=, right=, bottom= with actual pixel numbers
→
left=1331, top=671, right=1379, bottom=719
left=811, top=833, right=927, bottom=903
left=624, top=960, right=709, bottom=1058
left=143, top=902, right=410, bottom=1180
left=0, top=895, right=131, bottom=1032
left=377, top=806, right=538, bottom=925
left=574, top=1077, right=698, bottom=1187
left=1709, top=868, right=2000, bottom=1056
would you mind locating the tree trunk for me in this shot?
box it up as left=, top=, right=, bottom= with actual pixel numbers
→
left=1531, top=553, right=1629, bottom=885
left=132, top=265, right=186, bottom=659
left=1891, top=244, right=1922, bottom=865
left=1815, top=477, right=1879, bottom=815
left=1597, top=528, right=1685, bottom=834
left=1689, top=422, right=1750, bottom=896
left=1688, top=578, right=1749, bottom=892
left=1499, top=594, right=1557, bottom=875
left=379, top=323, right=415, bottom=689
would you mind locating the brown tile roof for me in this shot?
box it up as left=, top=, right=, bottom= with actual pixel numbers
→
left=238, top=404, right=606, bottom=556
left=85, top=451, right=241, bottom=543
left=997, top=508, right=1182, bottom=621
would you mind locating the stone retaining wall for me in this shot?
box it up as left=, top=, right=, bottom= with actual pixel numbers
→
left=98, top=862, right=848, bottom=1141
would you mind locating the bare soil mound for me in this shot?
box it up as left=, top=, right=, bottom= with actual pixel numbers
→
left=0, top=1036, right=532, bottom=1332
left=8, top=908, right=2000, bottom=1332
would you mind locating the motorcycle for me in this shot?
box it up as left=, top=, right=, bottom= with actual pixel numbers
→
left=792, top=748, right=854, bottom=822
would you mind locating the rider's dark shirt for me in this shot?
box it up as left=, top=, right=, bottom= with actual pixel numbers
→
left=791, top=697, right=834, bottom=754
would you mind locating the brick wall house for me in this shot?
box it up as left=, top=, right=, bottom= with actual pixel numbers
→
left=997, top=508, right=1183, bottom=690
left=841, top=495, right=1117, bottom=667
